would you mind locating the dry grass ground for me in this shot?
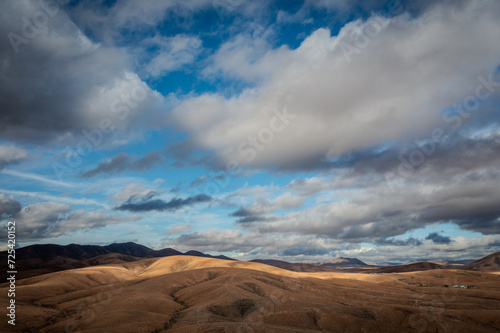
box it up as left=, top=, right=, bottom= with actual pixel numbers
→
left=1, top=255, right=500, bottom=332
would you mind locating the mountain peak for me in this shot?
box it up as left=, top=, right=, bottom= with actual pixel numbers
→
left=320, top=257, right=368, bottom=267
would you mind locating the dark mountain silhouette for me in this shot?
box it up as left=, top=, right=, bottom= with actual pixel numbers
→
left=184, top=250, right=235, bottom=261
left=103, top=242, right=155, bottom=257
left=0, top=242, right=234, bottom=280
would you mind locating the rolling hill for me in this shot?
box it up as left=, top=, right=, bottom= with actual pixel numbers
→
left=460, top=251, right=500, bottom=272
left=1, top=255, right=499, bottom=332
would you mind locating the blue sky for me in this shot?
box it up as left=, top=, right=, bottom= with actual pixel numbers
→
left=1, top=0, right=500, bottom=263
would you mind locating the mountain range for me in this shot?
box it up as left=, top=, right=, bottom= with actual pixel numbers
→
left=2, top=242, right=499, bottom=281
left=0, top=242, right=234, bottom=280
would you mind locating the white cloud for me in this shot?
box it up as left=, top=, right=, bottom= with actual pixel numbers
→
left=0, top=145, right=28, bottom=168
left=162, top=228, right=342, bottom=256
left=0, top=189, right=109, bottom=209
left=1, top=170, right=74, bottom=188
left=145, top=34, right=202, bottom=77
left=172, top=1, right=500, bottom=169
left=165, top=224, right=192, bottom=235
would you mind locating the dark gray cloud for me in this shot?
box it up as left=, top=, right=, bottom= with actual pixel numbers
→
left=81, top=152, right=163, bottom=177
left=0, top=195, right=22, bottom=220
left=329, top=130, right=500, bottom=179
left=0, top=1, right=161, bottom=144
left=115, top=193, right=211, bottom=212
left=425, top=232, right=452, bottom=244
left=231, top=207, right=252, bottom=217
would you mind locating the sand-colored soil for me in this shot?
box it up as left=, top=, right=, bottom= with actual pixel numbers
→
left=1, top=255, right=500, bottom=332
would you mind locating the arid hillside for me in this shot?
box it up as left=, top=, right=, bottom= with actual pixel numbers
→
left=1, top=255, right=500, bottom=332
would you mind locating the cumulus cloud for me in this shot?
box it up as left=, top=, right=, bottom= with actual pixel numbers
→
left=111, top=183, right=154, bottom=202
left=0, top=145, right=29, bottom=169
left=145, top=34, right=202, bottom=77
left=165, top=224, right=192, bottom=235
left=231, top=192, right=303, bottom=222
left=161, top=228, right=343, bottom=256
left=115, top=192, right=211, bottom=212
left=238, top=168, right=500, bottom=240
left=376, top=237, right=423, bottom=247
left=0, top=201, right=140, bottom=240
left=223, top=130, right=500, bottom=242
left=0, top=195, right=22, bottom=220
left=0, top=1, right=163, bottom=144
left=162, top=227, right=500, bottom=262
left=171, top=1, right=500, bottom=170
left=81, top=152, right=163, bottom=177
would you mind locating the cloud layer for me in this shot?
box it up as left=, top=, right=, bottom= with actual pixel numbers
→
left=172, top=1, right=500, bottom=170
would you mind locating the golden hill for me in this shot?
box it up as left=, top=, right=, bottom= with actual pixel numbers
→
left=1, top=255, right=500, bottom=332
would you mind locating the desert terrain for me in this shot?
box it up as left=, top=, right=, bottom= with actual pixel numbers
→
left=1, top=251, right=500, bottom=332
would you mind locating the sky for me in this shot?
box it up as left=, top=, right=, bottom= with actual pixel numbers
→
left=1, top=0, right=500, bottom=263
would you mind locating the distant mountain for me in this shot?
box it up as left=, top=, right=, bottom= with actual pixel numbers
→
left=184, top=250, right=235, bottom=261
left=460, top=252, right=500, bottom=272
left=0, top=242, right=235, bottom=280
left=103, top=242, right=155, bottom=257
left=371, top=262, right=403, bottom=267
left=250, top=258, right=373, bottom=272
left=254, top=253, right=500, bottom=274
left=249, top=259, right=338, bottom=272
left=360, top=262, right=448, bottom=274
left=406, top=258, right=474, bottom=266
left=319, top=257, right=369, bottom=268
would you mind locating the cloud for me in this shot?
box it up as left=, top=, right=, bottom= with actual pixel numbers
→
left=426, top=232, right=452, bottom=244
left=81, top=152, right=163, bottom=177
left=0, top=195, right=22, bottom=220
left=228, top=134, right=500, bottom=241
left=74, top=0, right=264, bottom=34
left=376, top=237, right=423, bottom=247
left=282, top=248, right=330, bottom=256
left=165, top=224, right=192, bottom=235
left=2, top=170, right=74, bottom=188
left=145, top=34, right=202, bottom=77
left=189, top=173, right=228, bottom=189
left=111, top=183, right=153, bottom=202
left=0, top=201, right=140, bottom=240
left=161, top=227, right=500, bottom=262
left=115, top=192, right=211, bottom=212
left=161, top=228, right=343, bottom=255
left=171, top=1, right=500, bottom=170
left=0, top=145, right=29, bottom=169
left=0, top=1, right=163, bottom=144
left=231, top=192, right=303, bottom=222
left=238, top=168, right=500, bottom=240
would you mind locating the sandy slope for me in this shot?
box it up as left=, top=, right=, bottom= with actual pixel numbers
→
left=1, top=255, right=500, bottom=332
